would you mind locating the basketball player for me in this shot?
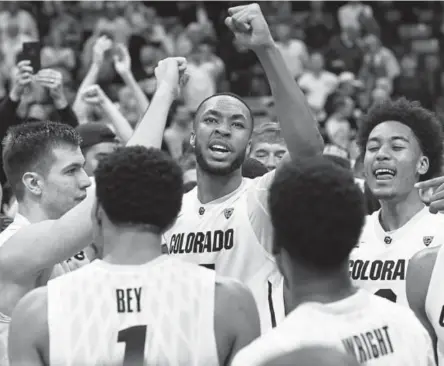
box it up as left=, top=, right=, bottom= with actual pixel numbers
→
left=249, top=122, right=288, bottom=172
left=162, top=4, right=323, bottom=332
left=231, top=156, right=436, bottom=366
left=349, top=98, right=444, bottom=306
left=0, top=57, right=187, bottom=366
left=8, top=146, right=260, bottom=366
left=405, top=175, right=444, bottom=363
left=262, top=346, right=359, bottom=366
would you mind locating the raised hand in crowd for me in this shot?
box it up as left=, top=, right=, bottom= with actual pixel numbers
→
left=416, top=176, right=444, bottom=214
left=9, top=60, right=33, bottom=102
left=113, top=43, right=131, bottom=76
left=92, top=35, right=113, bottom=67
left=36, top=69, right=68, bottom=109
left=154, top=56, right=188, bottom=99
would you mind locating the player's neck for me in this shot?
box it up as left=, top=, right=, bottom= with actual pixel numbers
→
left=17, top=201, right=53, bottom=223
left=196, top=166, right=243, bottom=204
left=379, top=190, right=424, bottom=231
left=283, top=265, right=356, bottom=314
left=101, top=231, right=163, bottom=265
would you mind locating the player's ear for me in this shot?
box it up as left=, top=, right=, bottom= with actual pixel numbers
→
left=417, top=155, right=429, bottom=176
left=92, top=199, right=103, bottom=226
left=190, top=132, right=196, bottom=148
left=22, top=172, right=43, bottom=196
left=246, top=140, right=252, bottom=156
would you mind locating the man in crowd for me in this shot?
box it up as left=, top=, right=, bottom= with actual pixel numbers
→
left=9, top=146, right=260, bottom=366
left=0, top=57, right=187, bottom=366
left=232, top=156, right=435, bottom=366
left=162, top=3, right=323, bottom=333
left=350, top=97, right=444, bottom=306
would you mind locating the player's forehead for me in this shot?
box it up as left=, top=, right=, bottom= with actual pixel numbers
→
left=199, top=95, right=251, bottom=120
left=51, top=144, right=85, bottom=169
left=368, top=121, right=416, bottom=143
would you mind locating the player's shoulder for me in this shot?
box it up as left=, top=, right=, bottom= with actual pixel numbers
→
left=12, top=286, right=47, bottom=322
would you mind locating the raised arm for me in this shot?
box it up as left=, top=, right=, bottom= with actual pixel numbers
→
left=0, top=58, right=186, bottom=279
left=225, top=4, right=323, bottom=160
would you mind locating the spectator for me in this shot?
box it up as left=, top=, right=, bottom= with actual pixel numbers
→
left=298, top=52, right=338, bottom=115
left=304, top=1, right=335, bottom=51
left=41, top=26, right=76, bottom=72
left=164, top=103, right=193, bottom=160
left=275, top=23, right=308, bottom=79
left=337, top=1, right=373, bottom=32
left=324, top=96, right=355, bottom=154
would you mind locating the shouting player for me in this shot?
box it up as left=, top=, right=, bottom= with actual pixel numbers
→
left=8, top=146, right=260, bottom=366
left=405, top=176, right=444, bottom=363
left=0, top=57, right=187, bottom=366
left=232, top=156, right=436, bottom=366
left=162, top=3, right=323, bottom=332
left=349, top=98, right=444, bottom=306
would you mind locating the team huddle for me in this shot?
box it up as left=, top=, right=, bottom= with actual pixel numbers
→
left=1, top=3, right=444, bottom=366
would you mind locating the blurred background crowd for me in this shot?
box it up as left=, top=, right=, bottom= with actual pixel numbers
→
left=0, top=0, right=443, bottom=224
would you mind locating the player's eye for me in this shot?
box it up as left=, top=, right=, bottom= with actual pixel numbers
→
left=204, top=117, right=217, bottom=124
left=366, top=144, right=379, bottom=152
left=232, top=122, right=244, bottom=128
left=392, top=145, right=405, bottom=151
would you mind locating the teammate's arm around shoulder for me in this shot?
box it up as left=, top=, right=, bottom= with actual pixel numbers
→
left=406, top=246, right=438, bottom=361
left=0, top=186, right=96, bottom=280
left=214, top=277, right=261, bottom=366
left=9, top=287, right=48, bottom=366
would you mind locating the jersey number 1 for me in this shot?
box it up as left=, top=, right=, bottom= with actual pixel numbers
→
left=118, top=325, right=147, bottom=366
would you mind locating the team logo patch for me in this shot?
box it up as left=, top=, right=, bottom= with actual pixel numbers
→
left=423, top=236, right=434, bottom=246
left=199, top=207, right=205, bottom=215
left=224, top=208, right=234, bottom=219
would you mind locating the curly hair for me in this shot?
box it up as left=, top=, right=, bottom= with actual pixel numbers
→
left=358, top=98, right=443, bottom=181
left=269, top=156, right=365, bottom=272
left=94, top=146, right=183, bottom=232
left=2, top=121, right=81, bottom=200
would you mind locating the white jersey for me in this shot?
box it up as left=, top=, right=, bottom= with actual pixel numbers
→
left=232, top=289, right=436, bottom=366
left=163, top=171, right=284, bottom=333
left=425, top=244, right=444, bottom=364
left=48, top=256, right=218, bottom=366
left=0, top=213, right=90, bottom=366
left=350, top=207, right=444, bottom=306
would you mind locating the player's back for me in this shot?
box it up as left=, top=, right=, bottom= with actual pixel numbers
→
left=48, top=256, right=218, bottom=366
left=231, top=289, right=436, bottom=366
left=350, top=207, right=444, bottom=306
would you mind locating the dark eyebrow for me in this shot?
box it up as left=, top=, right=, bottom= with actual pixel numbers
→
left=368, top=136, right=410, bottom=144
left=205, top=109, right=247, bottom=120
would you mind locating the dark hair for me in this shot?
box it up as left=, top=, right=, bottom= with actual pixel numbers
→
left=194, top=92, right=254, bottom=130
left=2, top=121, right=81, bottom=200
left=358, top=98, right=443, bottom=181
left=269, top=156, right=365, bottom=272
left=95, top=146, right=183, bottom=231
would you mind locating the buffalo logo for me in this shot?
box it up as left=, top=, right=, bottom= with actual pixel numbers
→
left=199, top=207, right=205, bottom=216
left=384, top=236, right=392, bottom=244
left=224, top=208, right=234, bottom=219
left=423, top=236, right=434, bottom=246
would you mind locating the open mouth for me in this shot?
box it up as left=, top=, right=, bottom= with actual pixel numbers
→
left=374, top=168, right=396, bottom=180
left=209, top=141, right=231, bottom=158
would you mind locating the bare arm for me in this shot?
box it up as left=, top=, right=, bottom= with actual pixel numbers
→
left=406, top=247, right=438, bottom=361
left=0, top=58, right=185, bottom=279
left=215, top=278, right=261, bottom=365
left=9, top=287, right=48, bottom=366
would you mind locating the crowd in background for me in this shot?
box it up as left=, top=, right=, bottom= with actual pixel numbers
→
left=0, top=0, right=443, bottom=223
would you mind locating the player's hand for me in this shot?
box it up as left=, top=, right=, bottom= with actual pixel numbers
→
left=225, top=4, right=274, bottom=51
left=113, top=43, right=131, bottom=76
left=92, top=36, right=113, bottom=66
left=36, top=69, right=67, bottom=109
left=154, top=57, right=188, bottom=97
left=9, top=60, right=33, bottom=102
left=415, top=176, right=444, bottom=214
left=81, top=84, right=108, bottom=106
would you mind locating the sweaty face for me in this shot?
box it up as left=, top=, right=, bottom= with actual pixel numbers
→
left=250, top=142, right=288, bottom=171
left=40, top=145, right=91, bottom=219
left=84, top=142, right=120, bottom=176
left=193, top=96, right=252, bottom=176
left=364, top=121, right=428, bottom=201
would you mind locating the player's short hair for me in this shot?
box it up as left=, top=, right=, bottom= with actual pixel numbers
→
left=194, top=92, right=254, bottom=131
left=2, top=121, right=81, bottom=200
left=250, top=122, right=285, bottom=149
left=94, top=146, right=183, bottom=232
left=358, top=98, right=443, bottom=180
left=269, top=156, right=365, bottom=272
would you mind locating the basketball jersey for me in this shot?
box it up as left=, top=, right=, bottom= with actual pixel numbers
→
left=48, top=256, right=219, bottom=366
left=0, top=213, right=90, bottom=366
left=162, top=171, right=284, bottom=333
left=231, top=289, right=436, bottom=366
left=425, top=244, right=444, bottom=364
left=350, top=207, right=444, bottom=306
